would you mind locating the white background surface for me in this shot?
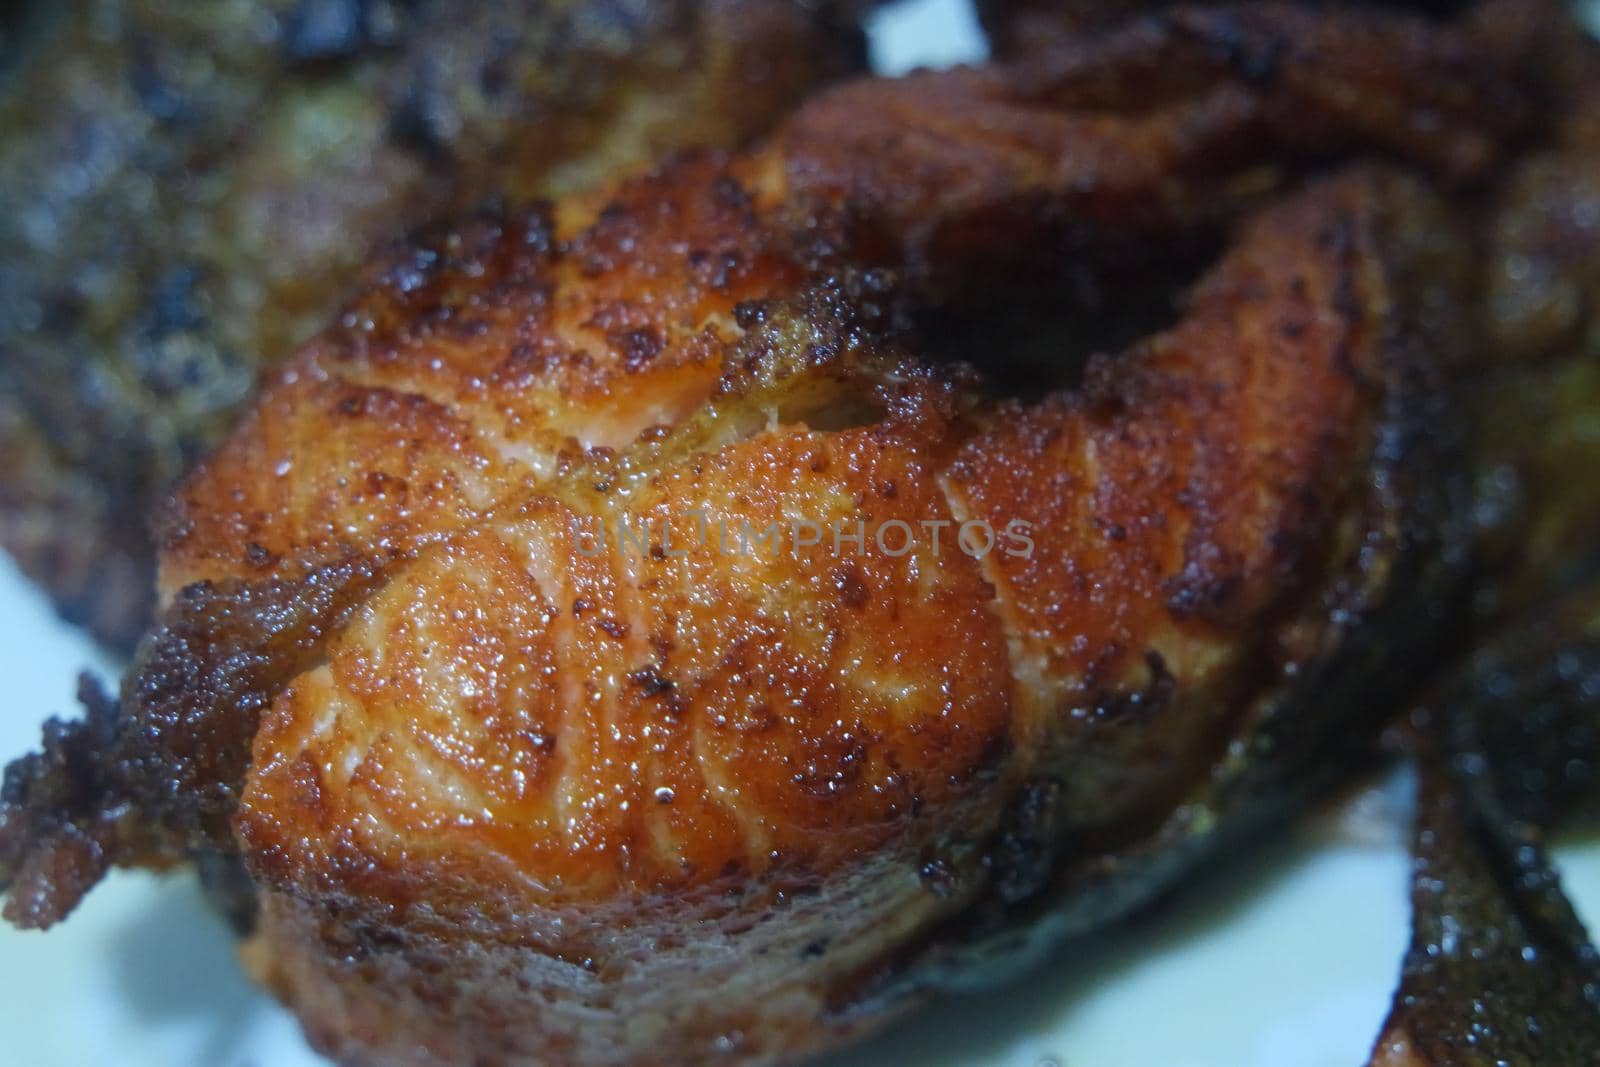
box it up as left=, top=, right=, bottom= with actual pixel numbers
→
left=2, top=1, right=1598, bottom=1064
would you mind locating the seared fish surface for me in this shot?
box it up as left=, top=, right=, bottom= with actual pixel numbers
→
left=0, top=3, right=1582, bottom=1065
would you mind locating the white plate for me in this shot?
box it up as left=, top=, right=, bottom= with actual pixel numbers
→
left=2, top=2, right=1597, bottom=1063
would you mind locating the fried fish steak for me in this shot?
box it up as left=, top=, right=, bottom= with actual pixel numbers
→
left=0, top=0, right=865, bottom=649
left=189, top=178, right=1474, bottom=1067
left=0, top=3, right=1562, bottom=1064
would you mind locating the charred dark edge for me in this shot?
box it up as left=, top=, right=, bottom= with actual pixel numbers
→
left=0, top=269, right=918, bottom=933
left=0, top=555, right=391, bottom=928
left=1445, top=583, right=1600, bottom=829
left=1371, top=747, right=1600, bottom=1065
left=1368, top=586, right=1600, bottom=1065
left=830, top=172, right=1479, bottom=1014
left=854, top=448, right=1474, bottom=1010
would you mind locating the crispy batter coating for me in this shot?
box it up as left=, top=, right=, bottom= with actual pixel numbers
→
left=0, top=0, right=864, bottom=648
left=0, top=3, right=1573, bottom=1065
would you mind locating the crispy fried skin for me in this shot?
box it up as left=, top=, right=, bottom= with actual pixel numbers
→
left=1370, top=752, right=1600, bottom=1067
left=0, top=4, right=1560, bottom=1065
left=1369, top=586, right=1600, bottom=1067
left=1368, top=28, right=1600, bottom=1063
left=0, top=0, right=864, bottom=649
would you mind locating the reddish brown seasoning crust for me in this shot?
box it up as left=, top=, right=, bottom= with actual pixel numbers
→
left=0, top=3, right=1576, bottom=1065
left=222, top=172, right=1470, bottom=1067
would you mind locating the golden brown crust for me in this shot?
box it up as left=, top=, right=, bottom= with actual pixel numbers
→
left=945, top=169, right=1456, bottom=839
left=157, top=157, right=811, bottom=598
left=158, top=0, right=1540, bottom=597
left=211, top=163, right=1470, bottom=1067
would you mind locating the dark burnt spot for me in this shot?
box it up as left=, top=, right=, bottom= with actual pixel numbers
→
left=687, top=249, right=742, bottom=291
left=1090, top=651, right=1177, bottom=723
left=1198, top=13, right=1285, bottom=85
left=244, top=542, right=276, bottom=568
left=1164, top=540, right=1245, bottom=621
left=733, top=300, right=767, bottom=330
left=636, top=424, right=672, bottom=443
left=964, top=729, right=1014, bottom=786
left=800, top=938, right=830, bottom=960
left=619, top=327, right=665, bottom=371
left=793, top=741, right=870, bottom=801
left=338, top=208, right=554, bottom=353
left=597, top=617, right=629, bottom=640
left=805, top=340, right=839, bottom=367
left=318, top=904, right=408, bottom=963
left=1094, top=518, right=1127, bottom=542
left=521, top=726, right=558, bottom=758
left=1, top=559, right=387, bottom=927
left=362, top=471, right=406, bottom=499
left=712, top=175, right=751, bottom=210
left=983, top=779, right=1065, bottom=905
left=833, top=565, right=870, bottom=609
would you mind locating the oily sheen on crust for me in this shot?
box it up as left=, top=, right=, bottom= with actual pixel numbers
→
left=0, top=3, right=1572, bottom=1065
